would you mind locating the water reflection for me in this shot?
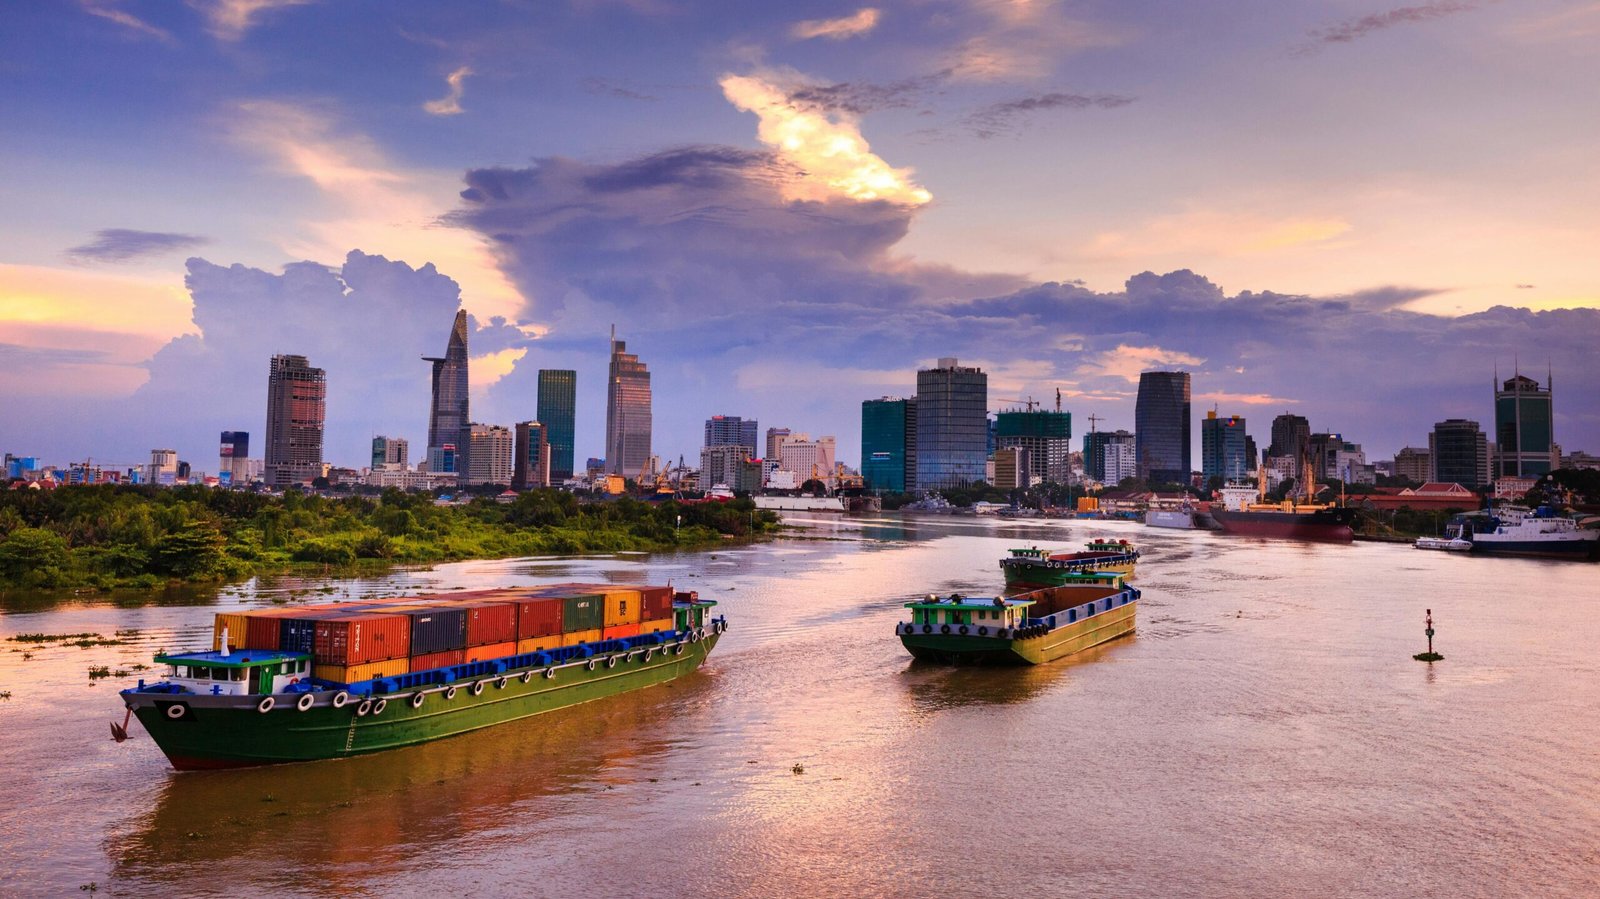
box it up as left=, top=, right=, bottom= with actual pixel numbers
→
left=897, top=637, right=1133, bottom=711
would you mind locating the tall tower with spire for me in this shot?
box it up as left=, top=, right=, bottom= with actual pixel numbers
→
left=424, top=309, right=471, bottom=477
left=604, top=325, right=652, bottom=477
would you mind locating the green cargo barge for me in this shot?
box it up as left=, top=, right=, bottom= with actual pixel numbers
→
left=118, top=593, right=723, bottom=770
left=898, top=575, right=1138, bottom=665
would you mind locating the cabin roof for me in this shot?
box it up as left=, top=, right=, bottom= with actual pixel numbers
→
left=154, top=649, right=307, bottom=667
left=905, top=596, right=1032, bottom=610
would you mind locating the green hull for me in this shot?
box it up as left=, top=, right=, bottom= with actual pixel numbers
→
left=901, top=603, right=1135, bottom=666
left=129, top=634, right=719, bottom=770
left=1001, top=560, right=1136, bottom=589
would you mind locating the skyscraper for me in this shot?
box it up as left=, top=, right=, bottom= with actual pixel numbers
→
left=264, top=354, right=325, bottom=487
left=1267, top=413, right=1311, bottom=475
left=465, top=423, right=513, bottom=487
left=513, top=421, right=551, bottom=490
left=536, top=370, right=577, bottom=482
left=605, top=327, right=652, bottom=477
left=995, top=409, right=1072, bottom=485
left=1430, top=419, right=1489, bottom=488
left=915, top=358, right=988, bottom=490
left=1201, top=411, right=1249, bottom=483
left=704, top=415, right=759, bottom=457
left=424, top=309, right=470, bottom=477
left=903, top=397, right=918, bottom=492
left=371, top=436, right=408, bottom=470
left=765, top=427, right=791, bottom=463
left=1494, top=372, right=1555, bottom=478
left=219, top=431, right=249, bottom=486
left=861, top=397, right=909, bottom=493
left=1134, top=371, right=1191, bottom=484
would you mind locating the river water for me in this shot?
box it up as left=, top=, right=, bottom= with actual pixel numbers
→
left=2, top=515, right=1598, bottom=897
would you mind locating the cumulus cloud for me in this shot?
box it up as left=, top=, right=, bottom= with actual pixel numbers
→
left=423, top=66, right=473, bottom=116
left=966, top=90, right=1135, bottom=138
left=1298, top=2, right=1481, bottom=53
left=66, top=229, right=209, bottom=264
left=198, top=0, right=316, bottom=40
left=791, top=8, right=881, bottom=40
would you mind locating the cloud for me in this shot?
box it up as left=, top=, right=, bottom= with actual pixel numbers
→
left=965, top=90, right=1134, bottom=138
left=1084, top=209, right=1353, bottom=262
left=1196, top=391, right=1299, bottom=407
left=1298, top=2, right=1480, bottom=53
left=1080, top=344, right=1207, bottom=383
left=66, top=229, right=209, bottom=264
left=581, top=77, right=660, bottom=102
left=790, top=8, right=881, bottom=41
left=423, top=66, right=473, bottom=116
left=80, top=2, right=174, bottom=42
left=784, top=71, right=949, bottom=116
left=197, top=0, right=315, bottom=41
left=719, top=72, right=932, bottom=205
left=945, top=2, right=1128, bottom=82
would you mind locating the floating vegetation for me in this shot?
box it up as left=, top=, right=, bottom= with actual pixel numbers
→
left=1414, top=652, right=1444, bottom=662
left=11, top=632, right=96, bottom=643
left=114, top=628, right=140, bottom=637
left=113, top=669, right=130, bottom=677
left=0, top=691, right=12, bottom=700
left=87, top=666, right=111, bottom=679
left=71, top=637, right=130, bottom=648
left=791, top=763, right=805, bottom=775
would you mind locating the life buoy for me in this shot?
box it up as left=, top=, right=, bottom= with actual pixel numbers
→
left=923, top=624, right=932, bottom=634
left=410, top=692, right=425, bottom=709
left=165, top=703, right=186, bottom=720
left=495, top=676, right=508, bottom=690
left=470, top=681, right=485, bottom=696
left=372, top=698, right=387, bottom=715
left=331, top=691, right=350, bottom=709
left=645, top=649, right=654, bottom=661
left=520, top=671, right=532, bottom=684
left=997, top=628, right=1009, bottom=639
left=543, top=667, right=555, bottom=679
left=356, top=699, right=372, bottom=717
left=958, top=625, right=969, bottom=635
left=256, top=697, right=274, bottom=714
left=978, top=626, right=988, bottom=636
left=295, top=693, right=315, bottom=712
left=605, top=655, right=619, bottom=669
left=941, top=624, right=951, bottom=635
left=586, top=659, right=598, bottom=672
left=674, top=644, right=685, bottom=656
left=444, top=685, right=458, bottom=700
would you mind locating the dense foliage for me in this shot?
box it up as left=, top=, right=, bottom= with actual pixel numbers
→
left=0, top=486, right=777, bottom=590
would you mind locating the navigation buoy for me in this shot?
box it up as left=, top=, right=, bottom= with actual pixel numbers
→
left=1414, top=608, right=1443, bottom=662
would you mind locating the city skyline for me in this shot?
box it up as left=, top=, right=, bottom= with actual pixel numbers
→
left=2, top=3, right=1597, bottom=469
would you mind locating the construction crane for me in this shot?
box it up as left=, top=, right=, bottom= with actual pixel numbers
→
left=997, top=396, right=1042, bottom=412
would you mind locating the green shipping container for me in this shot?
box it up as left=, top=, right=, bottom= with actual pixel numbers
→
left=561, top=594, right=605, bottom=632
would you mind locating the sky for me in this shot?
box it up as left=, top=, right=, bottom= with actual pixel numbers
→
left=2, top=0, right=1597, bottom=473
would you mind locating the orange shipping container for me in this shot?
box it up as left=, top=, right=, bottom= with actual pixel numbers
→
left=639, top=618, right=674, bottom=635
left=314, top=613, right=411, bottom=666
left=410, top=649, right=465, bottom=670
left=601, top=590, right=642, bottom=628
left=560, top=628, right=603, bottom=647
left=516, top=636, right=563, bottom=654
left=212, top=613, right=251, bottom=651
left=465, top=641, right=517, bottom=663
left=313, top=657, right=410, bottom=685
left=602, top=623, right=640, bottom=640
left=463, top=602, right=519, bottom=646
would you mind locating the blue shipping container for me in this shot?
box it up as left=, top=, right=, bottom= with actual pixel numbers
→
left=279, top=618, right=321, bottom=655
left=408, top=608, right=467, bottom=656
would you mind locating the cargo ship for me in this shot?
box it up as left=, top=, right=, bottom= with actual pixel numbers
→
left=1000, top=539, right=1139, bottom=588
left=1444, top=505, right=1600, bottom=560
left=115, top=584, right=725, bottom=770
left=1210, top=467, right=1355, bottom=543
left=898, top=572, right=1139, bottom=665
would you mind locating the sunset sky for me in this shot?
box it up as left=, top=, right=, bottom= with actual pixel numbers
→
left=3, top=0, right=1597, bottom=470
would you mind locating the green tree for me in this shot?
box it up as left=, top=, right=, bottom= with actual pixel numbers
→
left=150, top=523, right=227, bottom=578
left=0, top=527, right=71, bottom=585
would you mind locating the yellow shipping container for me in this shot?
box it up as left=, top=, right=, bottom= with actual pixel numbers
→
left=560, top=628, right=603, bottom=647
left=212, top=613, right=251, bottom=651
left=516, top=636, right=563, bottom=654
left=313, top=657, right=410, bottom=685
left=639, top=618, right=674, bottom=635
left=601, top=590, right=642, bottom=628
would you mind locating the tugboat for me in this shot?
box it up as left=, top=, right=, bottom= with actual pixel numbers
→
left=1000, top=539, right=1139, bottom=589
left=898, top=573, right=1139, bottom=665
left=1447, top=505, right=1600, bottom=560
left=114, top=585, right=725, bottom=769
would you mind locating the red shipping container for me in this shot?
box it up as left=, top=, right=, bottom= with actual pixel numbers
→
left=514, top=596, right=564, bottom=640
left=244, top=614, right=283, bottom=650
left=463, top=601, right=518, bottom=646
left=410, top=649, right=465, bottom=671
left=640, top=586, right=674, bottom=621
left=602, top=623, right=640, bottom=640
left=465, top=641, right=516, bottom=663
left=314, top=613, right=411, bottom=666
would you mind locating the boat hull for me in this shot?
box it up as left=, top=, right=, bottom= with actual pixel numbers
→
left=901, top=603, right=1135, bottom=666
left=1001, top=555, right=1138, bottom=589
left=127, top=634, right=719, bottom=770
left=1469, top=536, right=1600, bottom=560
left=1144, top=510, right=1197, bottom=529
left=1211, top=508, right=1355, bottom=542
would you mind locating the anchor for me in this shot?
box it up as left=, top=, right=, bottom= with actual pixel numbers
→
left=110, top=707, right=133, bottom=743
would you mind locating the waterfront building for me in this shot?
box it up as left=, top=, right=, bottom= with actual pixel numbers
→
left=1134, top=371, right=1190, bottom=485
left=914, top=358, right=988, bottom=490
left=513, top=421, right=551, bottom=490
left=903, top=398, right=919, bottom=492
left=264, top=354, right=326, bottom=487
left=1267, top=413, right=1311, bottom=476
left=219, top=432, right=249, bottom=486
left=424, top=309, right=471, bottom=477
left=735, top=457, right=765, bottom=494
left=1494, top=372, right=1555, bottom=478
left=1201, top=412, right=1251, bottom=483
left=371, top=435, right=408, bottom=470
left=705, top=415, right=759, bottom=457
left=1393, top=447, right=1430, bottom=483
left=465, top=423, right=514, bottom=487
left=993, top=446, right=1031, bottom=490
left=535, top=370, right=577, bottom=482
left=605, top=327, right=652, bottom=477
left=995, top=409, right=1071, bottom=485
left=777, top=435, right=836, bottom=486
left=1429, top=419, right=1489, bottom=489
left=861, top=397, right=910, bottom=493
left=765, top=428, right=791, bottom=464
left=699, top=444, right=749, bottom=491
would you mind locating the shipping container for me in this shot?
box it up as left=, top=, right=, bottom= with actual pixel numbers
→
left=410, top=649, right=465, bottom=671
left=640, top=586, right=674, bottom=621
left=601, top=590, right=642, bottom=628
left=313, top=657, right=410, bottom=685
left=602, top=622, right=640, bottom=640
left=463, top=601, right=518, bottom=646
left=278, top=609, right=350, bottom=656
left=465, top=641, right=517, bottom=663
left=212, top=613, right=251, bottom=651
left=515, top=635, right=562, bottom=654
left=514, top=596, right=564, bottom=639
left=560, top=628, right=603, bottom=647
left=313, top=613, right=411, bottom=666
left=244, top=613, right=284, bottom=651
left=407, top=607, right=467, bottom=656
left=562, top=595, right=605, bottom=632
left=639, top=618, right=674, bottom=635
